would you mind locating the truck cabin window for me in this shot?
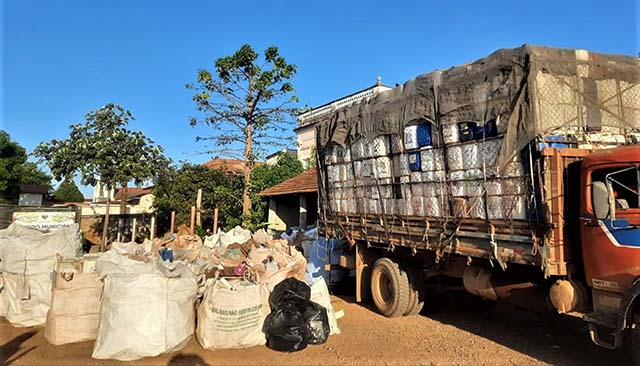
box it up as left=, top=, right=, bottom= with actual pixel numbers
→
left=592, top=166, right=640, bottom=211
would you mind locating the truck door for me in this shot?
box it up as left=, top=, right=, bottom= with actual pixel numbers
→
left=581, top=165, right=640, bottom=298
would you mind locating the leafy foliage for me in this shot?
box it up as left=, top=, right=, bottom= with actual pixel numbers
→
left=34, top=104, right=170, bottom=190
left=251, top=153, right=304, bottom=194
left=52, top=178, right=84, bottom=202
left=153, top=164, right=244, bottom=234
left=34, top=104, right=169, bottom=247
left=153, top=154, right=303, bottom=234
left=306, top=146, right=317, bottom=168
left=0, top=130, right=51, bottom=202
left=187, top=44, right=300, bottom=219
left=246, top=153, right=304, bottom=229
left=16, top=162, right=53, bottom=186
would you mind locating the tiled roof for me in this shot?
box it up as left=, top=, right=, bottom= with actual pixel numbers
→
left=258, top=169, right=318, bottom=197
left=114, top=187, right=152, bottom=200
left=18, top=184, right=49, bottom=194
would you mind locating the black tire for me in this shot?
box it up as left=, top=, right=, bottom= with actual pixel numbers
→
left=403, top=265, right=425, bottom=316
left=370, top=258, right=410, bottom=317
left=631, top=314, right=640, bottom=366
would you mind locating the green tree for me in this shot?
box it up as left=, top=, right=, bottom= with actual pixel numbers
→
left=307, top=146, right=318, bottom=168
left=248, top=153, right=304, bottom=228
left=187, top=44, right=300, bottom=224
left=0, top=131, right=51, bottom=202
left=52, top=178, right=84, bottom=202
left=34, top=104, right=169, bottom=249
left=16, top=162, right=53, bottom=186
left=153, top=164, right=243, bottom=234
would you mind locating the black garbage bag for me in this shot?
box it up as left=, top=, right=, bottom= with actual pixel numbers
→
left=262, top=303, right=310, bottom=352
left=303, top=301, right=330, bottom=345
left=269, top=278, right=311, bottom=310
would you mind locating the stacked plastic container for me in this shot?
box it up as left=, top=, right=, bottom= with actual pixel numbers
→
left=443, top=120, right=527, bottom=220
left=325, top=144, right=355, bottom=214
left=399, top=123, right=449, bottom=217
left=324, top=119, right=529, bottom=221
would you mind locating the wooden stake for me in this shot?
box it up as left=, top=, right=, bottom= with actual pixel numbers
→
left=117, top=217, right=123, bottom=242
left=213, top=207, right=219, bottom=234
left=131, top=217, right=137, bottom=242
left=170, top=211, right=175, bottom=234
left=196, top=188, right=202, bottom=227
left=190, top=206, right=196, bottom=234
left=150, top=215, right=156, bottom=240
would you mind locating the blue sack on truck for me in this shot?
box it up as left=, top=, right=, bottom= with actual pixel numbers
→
left=457, top=122, right=477, bottom=142
left=408, top=152, right=421, bottom=171
left=404, top=123, right=432, bottom=150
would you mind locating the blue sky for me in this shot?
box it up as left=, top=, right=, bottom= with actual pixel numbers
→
left=2, top=0, right=638, bottom=196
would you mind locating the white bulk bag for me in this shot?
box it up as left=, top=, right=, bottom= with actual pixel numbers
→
left=442, top=123, right=460, bottom=144
left=447, top=146, right=464, bottom=171
left=393, top=154, right=410, bottom=177
left=373, top=157, right=392, bottom=179
left=0, top=223, right=82, bottom=327
left=310, top=278, right=341, bottom=335
left=462, top=143, right=481, bottom=170
left=196, top=280, right=269, bottom=350
left=372, top=135, right=390, bottom=157
left=0, top=272, right=52, bottom=327
left=92, top=249, right=198, bottom=361
left=44, top=266, right=103, bottom=345
left=424, top=196, right=443, bottom=217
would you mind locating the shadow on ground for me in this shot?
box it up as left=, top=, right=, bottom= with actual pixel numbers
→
left=0, top=330, right=37, bottom=365
left=167, top=353, right=211, bottom=366
left=337, top=291, right=629, bottom=366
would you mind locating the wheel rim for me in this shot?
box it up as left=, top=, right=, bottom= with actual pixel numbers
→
left=379, top=271, right=392, bottom=304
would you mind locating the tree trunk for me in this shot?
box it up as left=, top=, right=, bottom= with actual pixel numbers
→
left=100, top=189, right=111, bottom=252
left=241, top=123, right=253, bottom=225
left=242, top=168, right=252, bottom=216
left=119, top=185, right=127, bottom=214
left=118, top=184, right=127, bottom=241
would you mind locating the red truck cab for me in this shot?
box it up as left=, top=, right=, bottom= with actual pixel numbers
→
left=579, top=144, right=640, bottom=349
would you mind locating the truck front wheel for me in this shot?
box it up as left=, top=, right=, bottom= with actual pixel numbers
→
left=631, top=314, right=640, bottom=366
left=371, top=258, right=410, bottom=317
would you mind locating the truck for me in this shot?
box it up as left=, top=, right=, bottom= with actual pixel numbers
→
left=313, top=45, right=640, bottom=359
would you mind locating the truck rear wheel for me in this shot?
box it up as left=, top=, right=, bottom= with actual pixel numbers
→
left=403, top=265, right=425, bottom=316
left=371, top=258, right=410, bottom=317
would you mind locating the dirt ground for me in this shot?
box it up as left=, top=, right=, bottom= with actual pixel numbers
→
left=0, top=294, right=630, bottom=366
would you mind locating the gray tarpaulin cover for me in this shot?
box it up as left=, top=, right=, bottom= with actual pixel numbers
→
left=316, top=45, right=640, bottom=166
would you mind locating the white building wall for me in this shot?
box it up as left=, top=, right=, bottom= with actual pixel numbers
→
left=297, top=126, right=316, bottom=167
left=81, top=194, right=155, bottom=216
left=295, top=81, right=392, bottom=167
left=92, top=182, right=115, bottom=203
left=18, top=193, right=43, bottom=207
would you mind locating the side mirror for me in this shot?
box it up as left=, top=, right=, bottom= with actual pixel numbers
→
left=592, top=181, right=610, bottom=220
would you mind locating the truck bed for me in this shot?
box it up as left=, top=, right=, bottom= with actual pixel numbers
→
left=322, top=212, right=538, bottom=267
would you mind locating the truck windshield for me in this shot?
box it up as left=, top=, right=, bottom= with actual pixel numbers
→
left=593, top=166, right=640, bottom=211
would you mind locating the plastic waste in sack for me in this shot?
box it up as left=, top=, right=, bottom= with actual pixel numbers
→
left=265, top=258, right=278, bottom=272
left=203, top=226, right=252, bottom=250
left=280, top=228, right=299, bottom=244
left=159, top=248, right=174, bottom=262
left=252, top=228, right=270, bottom=246
left=262, top=303, right=309, bottom=352
left=233, top=263, right=248, bottom=276
left=303, top=301, right=330, bottom=345
left=262, top=278, right=330, bottom=352
left=268, top=277, right=311, bottom=310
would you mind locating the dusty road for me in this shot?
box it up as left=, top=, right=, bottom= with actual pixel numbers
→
left=0, top=294, right=630, bottom=366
